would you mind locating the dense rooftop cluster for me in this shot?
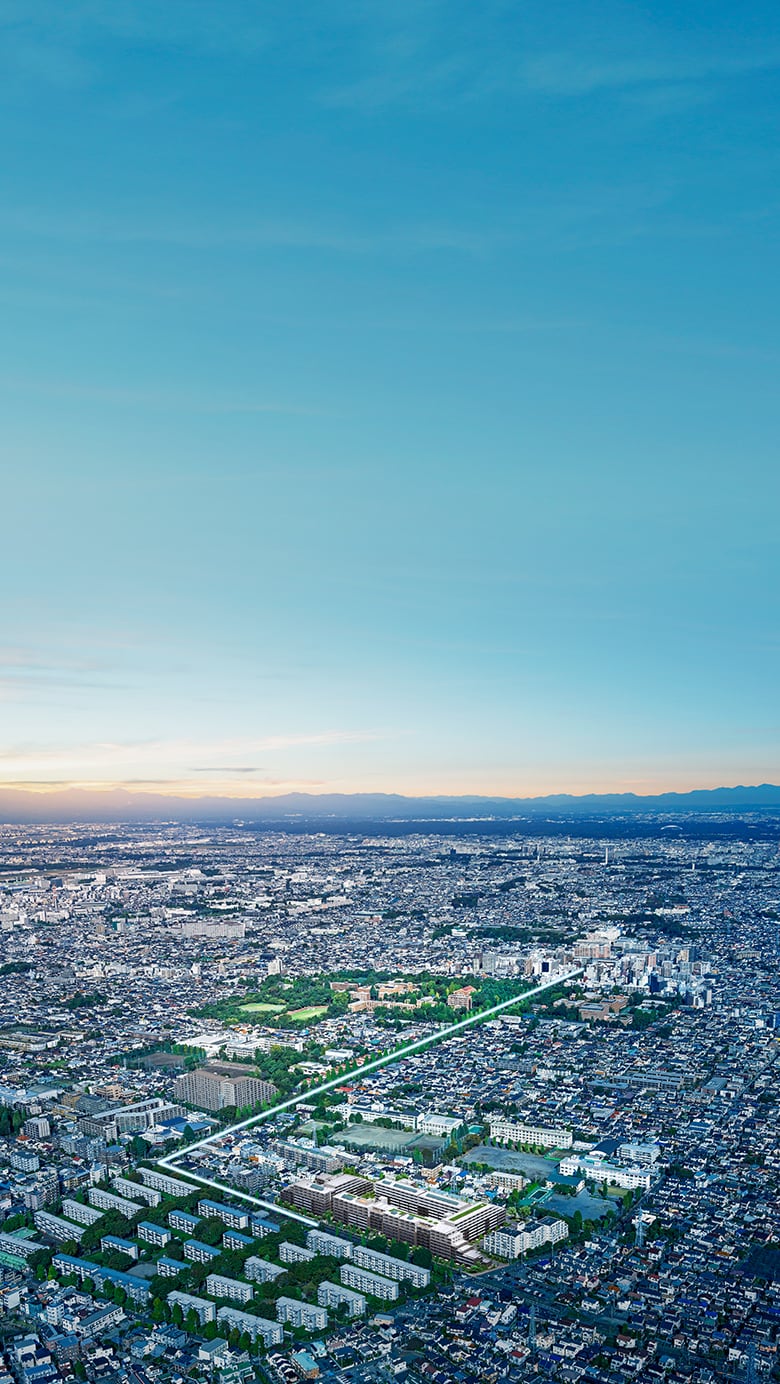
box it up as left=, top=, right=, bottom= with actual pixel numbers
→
left=0, top=818, right=779, bottom=1383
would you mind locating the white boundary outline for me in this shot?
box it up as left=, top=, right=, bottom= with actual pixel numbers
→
left=153, top=969, right=582, bottom=1226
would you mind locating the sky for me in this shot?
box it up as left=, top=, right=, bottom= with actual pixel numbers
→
left=1, top=0, right=779, bottom=801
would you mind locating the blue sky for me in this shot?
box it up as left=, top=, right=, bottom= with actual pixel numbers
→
left=1, top=0, right=779, bottom=798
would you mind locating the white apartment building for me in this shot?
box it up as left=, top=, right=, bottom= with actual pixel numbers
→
left=244, top=1256, right=287, bottom=1284
left=351, top=1245, right=430, bottom=1287
left=167, top=1291, right=215, bottom=1325
left=100, top=1235, right=138, bottom=1261
left=483, top=1170, right=528, bottom=1193
left=417, top=1113, right=462, bottom=1137
left=618, top=1141, right=662, bottom=1167
left=340, top=1264, right=399, bottom=1301
left=275, top=1297, right=328, bottom=1330
left=558, top=1154, right=651, bottom=1190
left=33, top=1211, right=83, bottom=1244
left=61, top=1199, right=102, bottom=1227
left=317, top=1280, right=366, bottom=1318
left=183, top=1239, right=220, bottom=1265
left=169, top=1210, right=201, bottom=1234
left=205, top=1273, right=253, bottom=1304
left=196, top=1199, right=249, bottom=1230
left=484, top=1217, right=568, bottom=1260
left=139, top=1168, right=195, bottom=1198
left=216, top=1307, right=282, bottom=1346
left=137, top=1222, right=171, bottom=1248
left=484, top=1224, right=527, bottom=1259
left=306, top=1228, right=353, bottom=1259
left=0, top=1233, right=46, bottom=1260
left=89, top=1187, right=143, bottom=1217
left=488, top=1116, right=573, bottom=1149
left=24, top=1116, right=50, bottom=1139
left=111, top=1176, right=160, bottom=1207
left=279, top=1240, right=315, bottom=1265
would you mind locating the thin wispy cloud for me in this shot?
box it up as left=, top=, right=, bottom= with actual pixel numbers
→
left=0, top=645, right=101, bottom=671
left=3, top=0, right=778, bottom=120
left=0, top=778, right=330, bottom=796
left=0, top=645, right=124, bottom=701
left=191, top=766, right=265, bottom=775
left=319, top=18, right=780, bottom=111
left=519, top=48, right=780, bottom=98
left=0, top=178, right=694, bottom=265
left=0, top=731, right=384, bottom=782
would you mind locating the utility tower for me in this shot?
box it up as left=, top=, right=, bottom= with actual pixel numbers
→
left=632, top=1211, right=650, bottom=1248
left=528, top=1302, right=537, bottom=1354
left=745, top=1341, right=757, bottom=1384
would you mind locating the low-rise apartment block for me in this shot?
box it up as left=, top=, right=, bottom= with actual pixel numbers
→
left=168, top=1209, right=201, bottom=1234
left=52, top=1254, right=149, bottom=1304
left=340, top=1263, right=399, bottom=1301
left=279, top=1240, right=315, bottom=1265
left=216, top=1307, right=282, bottom=1346
left=33, top=1211, right=82, bottom=1244
left=60, top=1200, right=102, bottom=1227
left=196, top=1198, right=249, bottom=1230
left=244, top=1256, right=287, bottom=1284
left=250, top=1213, right=280, bottom=1238
left=183, top=1238, right=221, bottom=1264
left=275, top=1297, right=328, bottom=1331
left=317, top=1280, right=366, bottom=1317
left=89, top=1187, right=142, bottom=1217
left=488, top=1116, right=573, bottom=1149
left=484, top=1216, right=568, bottom=1259
left=139, top=1168, right=195, bottom=1198
left=205, top=1273, right=253, bottom=1304
left=111, top=1176, right=160, bottom=1207
left=306, top=1228, right=353, bottom=1259
left=351, top=1244, right=430, bottom=1286
left=222, top=1229, right=253, bottom=1251
left=99, top=1235, right=138, bottom=1260
left=275, top=1140, right=347, bottom=1174
left=167, top=1291, right=215, bottom=1325
left=137, top=1221, right=171, bottom=1247
left=0, top=1232, right=46, bottom=1260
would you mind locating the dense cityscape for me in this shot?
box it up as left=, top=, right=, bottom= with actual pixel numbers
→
left=0, top=818, right=778, bottom=1384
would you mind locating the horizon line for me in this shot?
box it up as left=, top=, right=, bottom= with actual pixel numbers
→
left=0, top=780, right=777, bottom=804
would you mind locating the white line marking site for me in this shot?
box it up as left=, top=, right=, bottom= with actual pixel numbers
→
left=153, top=970, right=582, bottom=1224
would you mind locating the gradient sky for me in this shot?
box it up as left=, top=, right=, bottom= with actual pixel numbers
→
left=2, top=0, right=779, bottom=799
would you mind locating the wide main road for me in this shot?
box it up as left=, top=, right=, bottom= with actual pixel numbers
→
left=155, top=968, right=582, bottom=1222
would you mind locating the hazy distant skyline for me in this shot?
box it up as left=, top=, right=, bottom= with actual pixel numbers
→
left=2, top=2, right=779, bottom=799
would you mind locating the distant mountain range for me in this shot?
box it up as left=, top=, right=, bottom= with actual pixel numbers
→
left=1, top=783, right=780, bottom=824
